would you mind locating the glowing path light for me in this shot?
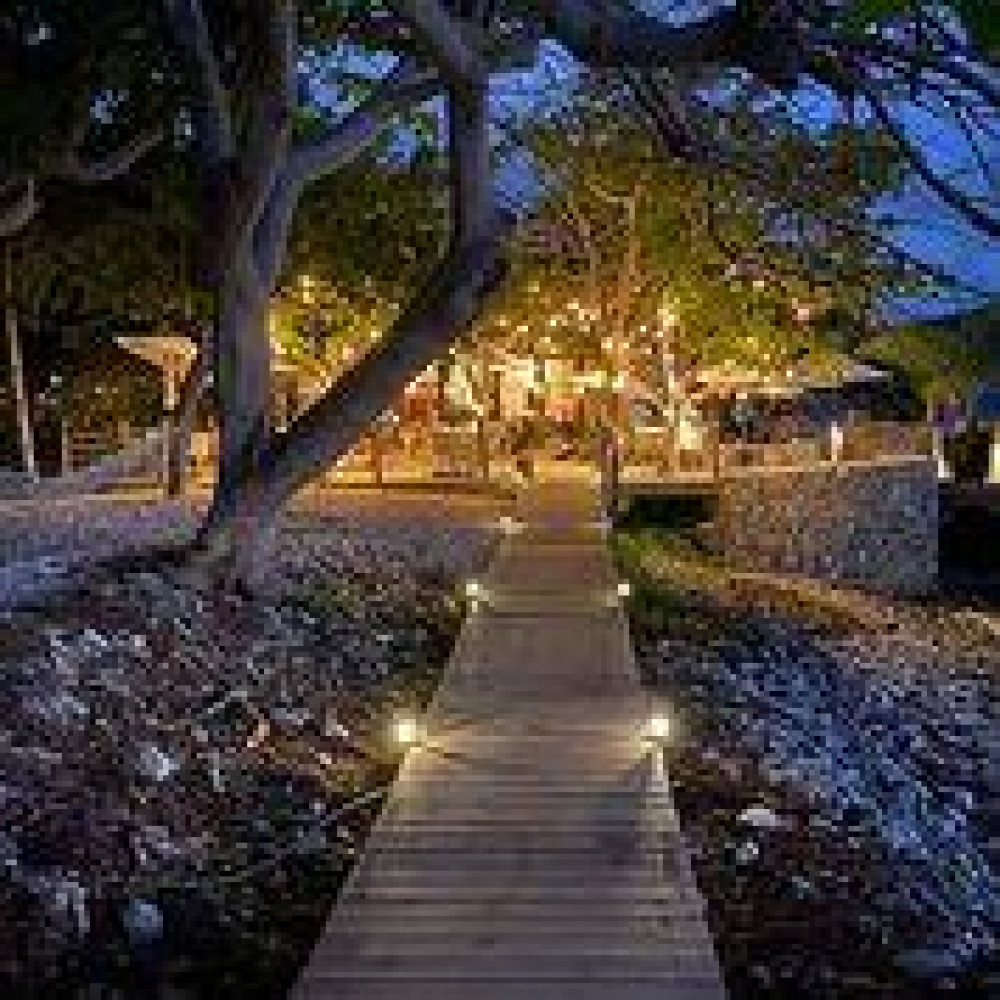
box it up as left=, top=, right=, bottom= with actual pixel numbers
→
left=647, top=713, right=671, bottom=745
left=391, top=715, right=425, bottom=751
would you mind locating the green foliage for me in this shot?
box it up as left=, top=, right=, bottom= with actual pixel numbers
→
left=846, top=1, right=999, bottom=57
left=273, top=154, right=447, bottom=378
left=493, top=96, right=907, bottom=389
left=863, top=301, right=1000, bottom=402
left=0, top=1, right=179, bottom=174
left=12, top=157, right=199, bottom=320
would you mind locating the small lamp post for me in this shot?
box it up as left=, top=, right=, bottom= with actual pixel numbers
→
left=391, top=714, right=425, bottom=752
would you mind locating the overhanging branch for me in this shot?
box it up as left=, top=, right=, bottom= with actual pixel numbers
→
left=163, top=0, right=234, bottom=160
left=286, top=60, right=440, bottom=189
left=0, top=178, right=39, bottom=239
left=61, top=128, right=165, bottom=184
left=533, top=0, right=805, bottom=86
left=388, top=0, right=489, bottom=91
left=199, top=217, right=513, bottom=545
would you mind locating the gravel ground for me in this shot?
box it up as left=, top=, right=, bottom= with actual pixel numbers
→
left=0, top=489, right=497, bottom=999
left=619, top=531, right=1000, bottom=1000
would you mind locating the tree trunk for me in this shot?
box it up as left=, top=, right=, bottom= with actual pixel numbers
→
left=4, top=245, right=37, bottom=481
left=210, top=256, right=273, bottom=511
left=192, top=232, right=507, bottom=585
left=166, top=343, right=212, bottom=496
left=189, top=81, right=498, bottom=588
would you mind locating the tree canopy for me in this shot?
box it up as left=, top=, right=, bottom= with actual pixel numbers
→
left=2, top=0, right=997, bottom=579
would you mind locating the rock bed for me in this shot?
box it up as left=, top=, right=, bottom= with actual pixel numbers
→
left=624, top=540, right=1000, bottom=999
left=0, top=499, right=493, bottom=999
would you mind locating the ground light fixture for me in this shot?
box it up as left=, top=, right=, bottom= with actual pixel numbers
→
left=391, top=714, right=425, bottom=751
left=464, top=579, right=488, bottom=611
left=646, top=712, right=672, bottom=747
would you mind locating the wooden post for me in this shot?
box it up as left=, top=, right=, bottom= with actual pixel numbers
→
left=61, top=416, right=72, bottom=476
left=477, top=416, right=489, bottom=483
left=371, top=431, right=384, bottom=488
left=4, top=244, right=38, bottom=481
left=710, top=397, right=722, bottom=481
left=829, top=421, right=844, bottom=464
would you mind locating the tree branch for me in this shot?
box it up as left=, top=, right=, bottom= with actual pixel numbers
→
left=251, top=60, right=440, bottom=287
left=61, top=128, right=165, bottom=184
left=162, top=0, right=234, bottom=160
left=388, top=0, right=489, bottom=90
left=531, top=0, right=805, bottom=86
left=824, top=54, right=1000, bottom=240
left=227, top=0, right=300, bottom=279
left=285, top=60, right=440, bottom=190
left=195, top=217, right=513, bottom=567
left=0, top=178, right=39, bottom=239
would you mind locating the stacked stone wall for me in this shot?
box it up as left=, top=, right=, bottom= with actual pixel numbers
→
left=716, top=458, right=938, bottom=595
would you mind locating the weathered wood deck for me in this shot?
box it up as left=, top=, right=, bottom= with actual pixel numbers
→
left=292, top=483, right=727, bottom=999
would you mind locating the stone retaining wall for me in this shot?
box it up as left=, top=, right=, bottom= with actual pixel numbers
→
left=715, top=457, right=938, bottom=595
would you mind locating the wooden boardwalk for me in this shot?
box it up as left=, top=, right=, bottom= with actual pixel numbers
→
left=293, top=483, right=727, bottom=999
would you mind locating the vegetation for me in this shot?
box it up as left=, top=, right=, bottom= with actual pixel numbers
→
left=863, top=301, right=1000, bottom=404
left=1, top=1, right=997, bottom=583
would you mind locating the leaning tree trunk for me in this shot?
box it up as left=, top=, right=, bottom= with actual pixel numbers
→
left=191, top=81, right=501, bottom=588
left=3, top=244, right=37, bottom=481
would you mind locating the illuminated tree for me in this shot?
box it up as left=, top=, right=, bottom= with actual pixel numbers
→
left=6, top=2, right=999, bottom=582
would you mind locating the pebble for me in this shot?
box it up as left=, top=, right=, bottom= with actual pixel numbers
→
left=0, top=493, right=492, bottom=997
left=631, top=533, right=1000, bottom=998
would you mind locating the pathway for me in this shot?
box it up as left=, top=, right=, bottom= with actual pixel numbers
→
left=293, top=482, right=727, bottom=999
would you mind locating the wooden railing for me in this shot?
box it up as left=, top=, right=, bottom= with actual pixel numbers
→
left=623, top=420, right=933, bottom=482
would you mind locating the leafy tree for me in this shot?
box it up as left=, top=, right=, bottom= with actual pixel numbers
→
left=7, top=1, right=999, bottom=582
left=863, top=301, right=1000, bottom=405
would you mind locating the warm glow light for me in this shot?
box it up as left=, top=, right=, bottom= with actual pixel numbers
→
left=647, top=713, right=671, bottom=744
left=617, top=581, right=632, bottom=598
left=465, top=579, right=484, bottom=600
left=658, top=304, right=678, bottom=330
left=392, top=715, right=423, bottom=749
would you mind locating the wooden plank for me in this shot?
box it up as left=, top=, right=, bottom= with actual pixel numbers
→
left=292, top=483, right=726, bottom=1000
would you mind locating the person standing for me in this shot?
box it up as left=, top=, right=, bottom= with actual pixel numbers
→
left=597, top=422, right=620, bottom=516
left=513, top=418, right=535, bottom=485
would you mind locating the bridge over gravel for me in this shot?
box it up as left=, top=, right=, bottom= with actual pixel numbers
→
left=293, top=482, right=726, bottom=1000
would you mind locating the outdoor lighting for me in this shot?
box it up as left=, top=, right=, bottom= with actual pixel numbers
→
left=659, top=304, right=678, bottom=330
left=617, top=581, right=632, bottom=599
left=646, top=713, right=672, bottom=746
left=465, top=579, right=484, bottom=600
left=391, top=715, right=424, bottom=750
